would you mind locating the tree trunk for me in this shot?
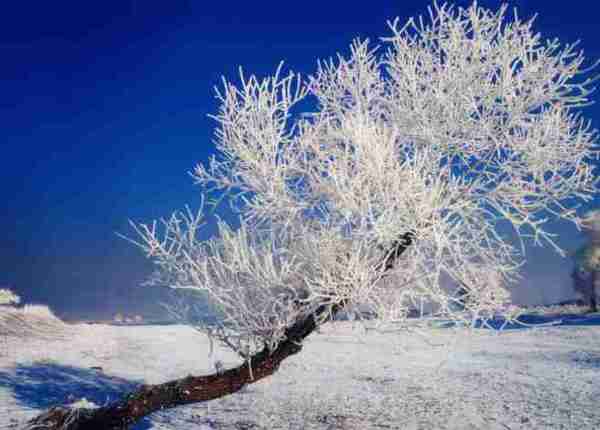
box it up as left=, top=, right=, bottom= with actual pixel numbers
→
left=591, top=270, right=599, bottom=313
left=24, top=233, right=415, bottom=430
left=23, top=304, right=324, bottom=430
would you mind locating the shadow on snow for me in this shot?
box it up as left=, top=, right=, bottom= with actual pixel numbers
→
left=0, top=362, right=153, bottom=429
left=482, top=313, right=600, bottom=330
left=434, top=313, right=600, bottom=330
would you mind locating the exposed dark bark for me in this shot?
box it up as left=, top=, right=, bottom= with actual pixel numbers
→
left=591, top=271, right=599, bottom=313
left=378, top=231, right=415, bottom=272
left=24, top=236, right=413, bottom=430
left=24, top=305, right=327, bottom=430
left=455, top=282, right=470, bottom=310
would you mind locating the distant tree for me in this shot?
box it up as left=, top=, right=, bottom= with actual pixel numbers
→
left=27, top=2, right=599, bottom=429
left=572, top=209, right=600, bottom=312
left=570, top=264, right=591, bottom=306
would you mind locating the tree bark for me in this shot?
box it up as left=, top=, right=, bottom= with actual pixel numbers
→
left=591, top=270, right=599, bottom=313
left=24, top=234, right=414, bottom=430
left=23, top=307, right=323, bottom=430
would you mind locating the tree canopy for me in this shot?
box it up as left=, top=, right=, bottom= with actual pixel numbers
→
left=128, top=1, right=599, bottom=359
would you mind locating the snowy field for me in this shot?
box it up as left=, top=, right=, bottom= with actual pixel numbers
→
left=2, top=313, right=600, bottom=429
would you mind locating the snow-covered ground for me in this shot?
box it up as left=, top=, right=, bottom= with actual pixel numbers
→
left=2, top=314, right=600, bottom=429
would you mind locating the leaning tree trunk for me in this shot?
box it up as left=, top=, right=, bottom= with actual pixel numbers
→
left=24, top=233, right=415, bottom=430
left=24, top=304, right=326, bottom=430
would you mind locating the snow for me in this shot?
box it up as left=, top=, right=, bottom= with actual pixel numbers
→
left=2, top=315, right=600, bottom=429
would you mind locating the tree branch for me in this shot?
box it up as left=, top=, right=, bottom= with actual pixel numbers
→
left=23, top=235, right=411, bottom=430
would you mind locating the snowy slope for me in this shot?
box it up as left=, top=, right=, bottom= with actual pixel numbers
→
left=2, top=316, right=600, bottom=429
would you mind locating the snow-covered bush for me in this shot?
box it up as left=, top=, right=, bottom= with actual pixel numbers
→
left=0, top=288, right=20, bottom=306
left=0, top=302, right=68, bottom=341
left=20, top=304, right=58, bottom=319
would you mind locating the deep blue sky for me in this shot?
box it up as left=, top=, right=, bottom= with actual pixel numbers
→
left=2, top=0, right=599, bottom=320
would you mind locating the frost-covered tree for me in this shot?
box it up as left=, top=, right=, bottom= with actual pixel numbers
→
left=28, top=2, right=599, bottom=429
left=570, top=264, right=591, bottom=306
left=572, top=209, right=600, bottom=311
